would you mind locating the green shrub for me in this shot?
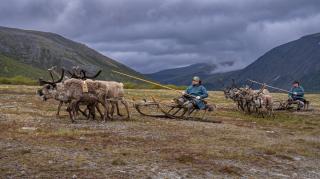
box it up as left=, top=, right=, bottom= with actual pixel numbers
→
left=0, top=76, right=37, bottom=85
left=123, top=82, right=140, bottom=89
left=166, top=84, right=187, bottom=90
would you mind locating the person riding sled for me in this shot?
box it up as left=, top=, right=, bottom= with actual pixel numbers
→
left=288, top=81, right=305, bottom=110
left=176, top=76, right=213, bottom=115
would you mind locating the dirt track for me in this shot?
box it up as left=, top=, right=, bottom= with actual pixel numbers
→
left=0, top=85, right=319, bottom=178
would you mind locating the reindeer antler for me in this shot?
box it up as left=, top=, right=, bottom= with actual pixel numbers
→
left=54, top=69, right=65, bottom=83
left=257, top=83, right=266, bottom=94
left=80, top=69, right=101, bottom=80
left=47, top=66, right=58, bottom=82
left=231, top=79, right=240, bottom=89
left=67, top=70, right=82, bottom=79
left=39, top=69, right=64, bottom=85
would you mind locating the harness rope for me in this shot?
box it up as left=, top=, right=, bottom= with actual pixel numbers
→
left=112, top=70, right=207, bottom=100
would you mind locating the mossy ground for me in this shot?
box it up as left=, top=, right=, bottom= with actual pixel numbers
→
left=0, top=85, right=319, bottom=178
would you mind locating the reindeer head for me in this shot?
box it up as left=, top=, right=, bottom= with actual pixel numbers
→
left=224, top=79, right=240, bottom=99
left=37, top=69, right=65, bottom=101
left=223, top=87, right=232, bottom=99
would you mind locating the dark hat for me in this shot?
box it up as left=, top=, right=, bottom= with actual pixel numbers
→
left=292, top=80, right=300, bottom=85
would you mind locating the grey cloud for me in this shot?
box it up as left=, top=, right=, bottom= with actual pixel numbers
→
left=0, top=0, right=319, bottom=73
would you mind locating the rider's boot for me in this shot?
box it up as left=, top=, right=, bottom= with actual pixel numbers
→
left=207, top=105, right=214, bottom=111
left=185, top=102, right=194, bottom=117
left=175, top=97, right=186, bottom=106
left=297, top=100, right=304, bottom=110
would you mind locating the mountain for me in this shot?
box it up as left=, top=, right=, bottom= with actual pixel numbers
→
left=213, top=32, right=320, bottom=92
left=148, top=32, right=320, bottom=92
left=146, top=63, right=217, bottom=85
left=0, top=26, right=144, bottom=83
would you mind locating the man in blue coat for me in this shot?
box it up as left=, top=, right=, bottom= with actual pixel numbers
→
left=177, top=76, right=212, bottom=115
left=288, top=81, right=305, bottom=110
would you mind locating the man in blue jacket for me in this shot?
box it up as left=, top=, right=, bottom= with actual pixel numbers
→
left=177, top=76, right=212, bottom=115
left=288, top=81, right=305, bottom=110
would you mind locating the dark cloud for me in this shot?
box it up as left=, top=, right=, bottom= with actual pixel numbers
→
left=0, top=0, right=319, bottom=73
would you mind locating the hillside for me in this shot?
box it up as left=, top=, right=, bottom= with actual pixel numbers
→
left=0, top=26, right=144, bottom=83
left=148, top=33, right=320, bottom=92
left=227, top=32, right=320, bottom=91
left=146, top=63, right=217, bottom=85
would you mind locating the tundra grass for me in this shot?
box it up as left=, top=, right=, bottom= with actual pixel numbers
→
left=0, top=85, right=319, bottom=178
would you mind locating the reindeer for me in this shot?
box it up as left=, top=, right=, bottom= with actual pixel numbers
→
left=98, top=81, right=130, bottom=119
left=68, top=68, right=130, bottom=119
left=238, top=86, right=257, bottom=114
left=38, top=69, right=66, bottom=103
left=224, top=80, right=274, bottom=117
left=38, top=68, right=103, bottom=118
left=251, top=85, right=274, bottom=118
left=224, top=79, right=247, bottom=111
left=65, top=68, right=104, bottom=119
left=62, top=78, right=131, bottom=122
left=38, top=68, right=105, bottom=121
left=39, top=71, right=131, bottom=122
left=41, top=77, right=107, bottom=122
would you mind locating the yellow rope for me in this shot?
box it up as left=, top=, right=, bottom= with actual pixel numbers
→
left=112, top=70, right=201, bottom=99
left=112, top=70, right=181, bottom=92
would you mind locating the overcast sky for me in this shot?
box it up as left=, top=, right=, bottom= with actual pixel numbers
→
left=0, top=0, right=319, bottom=73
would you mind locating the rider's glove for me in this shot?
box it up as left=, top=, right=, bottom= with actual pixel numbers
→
left=196, top=96, right=201, bottom=100
left=293, top=92, right=297, bottom=95
left=181, top=91, right=186, bottom=95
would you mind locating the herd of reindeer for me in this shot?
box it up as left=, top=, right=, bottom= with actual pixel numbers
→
left=223, top=80, right=275, bottom=118
left=37, top=67, right=130, bottom=123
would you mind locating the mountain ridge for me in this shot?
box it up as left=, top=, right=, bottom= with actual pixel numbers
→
left=148, top=32, right=320, bottom=92
left=0, top=26, right=143, bottom=83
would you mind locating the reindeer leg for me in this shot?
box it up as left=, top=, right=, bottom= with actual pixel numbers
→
left=67, top=104, right=72, bottom=121
left=91, top=106, right=96, bottom=120
left=246, top=102, right=251, bottom=114
left=261, top=109, right=265, bottom=118
left=56, top=101, right=63, bottom=117
left=67, top=107, right=74, bottom=123
left=103, top=100, right=110, bottom=122
left=237, top=101, right=240, bottom=110
left=74, top=100, right=87, bottom=119
left=240, top=101, right=245, bottom=111
left=73, top=102, right=79, bottom=121
left=109, top=102, right=115, bottom=120
left=268, top=105, right=275, bottom=119
left=87, top=105, right=95, bottom=120
left=271, top=108, right=275, bottom=119
left=86, top=105, right=91, bottom=120
left=78, top=107, right=88, bottom=118
left=103, top=104, right=108, bottom=122
left=116, top=102, right=124, bottom=116
left=121, top=99, right=130, bottom=119
left=95, top=104, right=103, bottom=120
left=67, top=101, right=76, bottom=123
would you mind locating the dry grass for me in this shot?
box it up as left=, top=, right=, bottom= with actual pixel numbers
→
left=0, top=85, right=319, bottom=178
